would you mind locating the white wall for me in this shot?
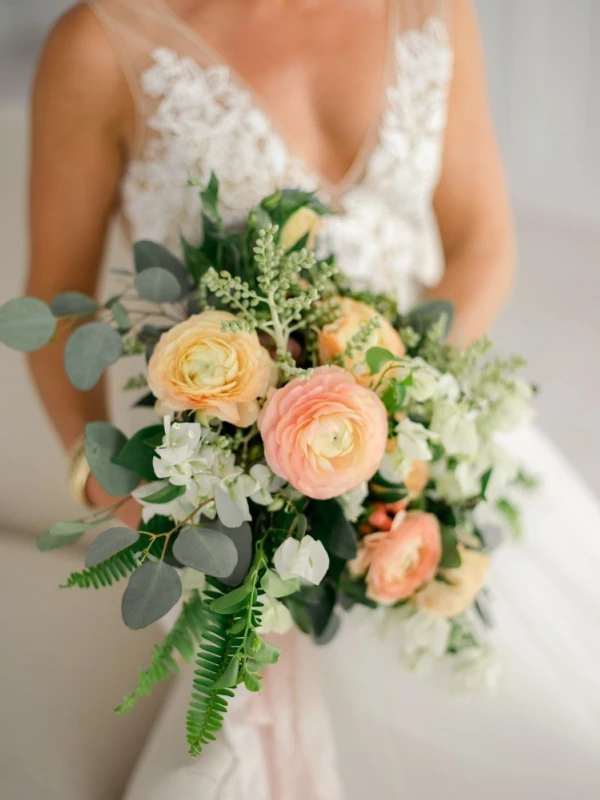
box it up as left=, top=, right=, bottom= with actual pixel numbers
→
left=476, top=0, right=600, bottom=223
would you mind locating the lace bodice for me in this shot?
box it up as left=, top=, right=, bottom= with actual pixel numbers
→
left=91, top=0, right=453, bottom=311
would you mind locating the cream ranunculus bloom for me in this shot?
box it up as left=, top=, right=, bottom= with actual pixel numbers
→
left=279, top=206, right=323, bottom=251
left=318, top=297, right=405, bottom=386
left=412, top=546, right=490, bottom=618
left=147, top=311, right=273, bottom=426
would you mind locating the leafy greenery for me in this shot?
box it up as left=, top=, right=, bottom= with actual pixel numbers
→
left=116, top=591, right=206, bottom=714
left=64, top=321, right=123, bottom=390
left=60, top=548, right=139, bottom=589
left=112, top=424, right=163, bottom=481
left=0, top=296, right=57, bottom=351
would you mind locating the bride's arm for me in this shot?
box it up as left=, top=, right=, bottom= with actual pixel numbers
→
left=26, top=7, right=139, bottom=522
left=431, top=0, right=515, bottom=343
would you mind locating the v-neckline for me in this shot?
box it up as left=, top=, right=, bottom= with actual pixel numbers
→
left=154, top=0, right=398, bottom=197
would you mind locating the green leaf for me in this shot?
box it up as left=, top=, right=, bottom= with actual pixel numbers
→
left=251, top=638, right=281, bottom=668
left=86, top=526, right=140, bottom=568
left=296, top=582, right=337, bottom=638
left=210, top=582, right=253, bottom=614
left=440, top=527, right=462, bottom=569
left=50, top=291, right=98, bottom=317
left=310, top=499, right=357, bottom=560
left=216, top=520, right=253, bottom=588
left=111, top=424, right=163, bottom=481
left=121, top=561, right=183, bottom=630
left=0, top=297, right=56, bottom=351
left=212, top=656, right=239, bottom=690
left=37, top=529, right=85, bottom=552
left=134, top=267, right=183, bottom=303
left=381, top=382, right=406, bottom=413
left=49, top=520, right=91, bottom=537
left=84, top=421, right=141, bottom=496
left=214, top=485, right=244, bottom=528
left=243, top=672, right=262, bottom=692
left=496, top=498, right=522, bottom=536
left=142, top=482, right=186, bottom=504
left=111, top=302, right=131, bottom=331
left=260, top=569, right=300, bottom=598
left=64, top=321, right=123, bottom=390
left=365, top=346, right=397, bottom=375
left=314, top=611, right=341, bottom=646
left=182, top=237, right=213, bottom=285
left=200, top=172, right=221, bottom=221
left=406, top=300, right=454, bottom=338
left=173, top=526, right=238, bottom=578
left=480, top=468, right=493, bottom=499
left=116, top=591, right=206, bottom=713
left=133, top=240, right=190, bottom=294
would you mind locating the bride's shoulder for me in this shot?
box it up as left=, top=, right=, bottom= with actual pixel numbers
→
left=34, top=3, right=131, bottom=124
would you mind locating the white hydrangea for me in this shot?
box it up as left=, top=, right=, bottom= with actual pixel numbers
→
left=430, top=400, right=479, bottom=458
left=399, top=611, right=452, bottom=675
left=273, top=535, right=329, bottom=586
left=452, top=645, right=503, bottom=695
left=339, top=482, right=369, bottom=522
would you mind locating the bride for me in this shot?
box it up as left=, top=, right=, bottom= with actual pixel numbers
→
left=28, top=0, right=600, bottom=797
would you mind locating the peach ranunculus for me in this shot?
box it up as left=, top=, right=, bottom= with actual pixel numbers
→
left=412, top=546, right=490, bottom=618
left=258, top=365, right=388, bottom=500
left=350, top=511, right=442, bottom=605
left=317, top=298, right=405, bottom=386
left=147, top=310, right=273, bottom=426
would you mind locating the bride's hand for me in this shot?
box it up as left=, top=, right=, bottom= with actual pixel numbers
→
left=86, top=475, right=142, bottom=530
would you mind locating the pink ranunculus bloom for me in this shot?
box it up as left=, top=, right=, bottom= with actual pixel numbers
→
left=258, top=365, right=388, bottom=500
left=351, top=511, right=442, bottom=605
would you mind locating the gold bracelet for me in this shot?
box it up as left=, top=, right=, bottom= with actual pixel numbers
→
left=67, top=437, right=94, bottom=509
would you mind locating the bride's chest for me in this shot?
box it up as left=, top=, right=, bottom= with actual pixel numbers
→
left=122, top=17, right=453, bottom=251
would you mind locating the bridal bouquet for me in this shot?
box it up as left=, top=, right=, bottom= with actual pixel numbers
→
left=0, top=177, right=534, bottom=753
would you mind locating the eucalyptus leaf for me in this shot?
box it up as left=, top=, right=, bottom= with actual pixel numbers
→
left=50, top=291, right=98, bottom=318
left=214, top=485, right=244, bottom=529
left=133, top=240, right=190, bottom=293
left=84, top=421, right=141, bottom=496
left=0, top=297, right=56, bottom=352
left=260, top=569, right=300, bottom=599
left=215, top=520, right=253, bottom=587
left=49, top=521, right=91, bottom=538
left=64, top=322, right=123, bottom=390
left=406, top=300, right=454, bottom=339
left=86, top=526, right=140, bottom=568
left=134, top=267, right=183, bottom=303
left=121, top=561, right=182, bottom=630
left=172, top=526, right=238, bottom=578
left=212, top=656, right=239, bottom=690
left=365, top=346, right=397, bottom=376
left=111, top=302, right=131, bottom=331
left=37, top=529, right=85, bottom=552
left=314, top=611, right=341, bottom=646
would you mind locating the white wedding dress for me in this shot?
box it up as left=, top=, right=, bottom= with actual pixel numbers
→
left=88, top=1, right=600, bottom=797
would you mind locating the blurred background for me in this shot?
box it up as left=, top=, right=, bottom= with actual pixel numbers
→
left=0, top=2, right=598, bottom=797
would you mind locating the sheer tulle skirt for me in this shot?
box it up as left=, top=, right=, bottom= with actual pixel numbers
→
left=124, top=423, right=600, bottom=799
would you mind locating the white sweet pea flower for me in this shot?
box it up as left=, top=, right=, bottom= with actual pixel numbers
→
left=274, top=535, right=329, bottom=586
left=249, top=464, right=277, bottom=506
left=483, top=442, right=519, bottom=499
left=400, top=612, right=452, bottom=675
left=133, top=480, right=198, bottom=524
left=430, top=400, right=479, bottom=457
left=378, top=450, right=411, bottom=484
left=339, top=482, right=368, bottom=522
left=219, top=470, right=257, bottom=523
left=478, top=377, right=534, bottom=436
left=452, top=645, right=503, bottom=695
left=395, top=418, right=436, bottom=461
left=405, top=358, right=442, bottom=403
left=153, top=416, right=204, bottom=486
left=430, top=459, right=483, bottom=503
left=258, top=595, right=294, bottom=635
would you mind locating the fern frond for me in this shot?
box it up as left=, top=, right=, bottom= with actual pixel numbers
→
left=186, top=583, right=244, bottom=756
left=60, top=549, right=139, bottom=589
left=115, top=591, right=206, bottom=714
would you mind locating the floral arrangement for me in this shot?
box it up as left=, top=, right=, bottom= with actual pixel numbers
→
left=0, top=177, right=534, bottom=753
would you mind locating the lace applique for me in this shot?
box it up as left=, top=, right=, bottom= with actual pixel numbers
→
left=121, top=19, right=453, bottom=308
